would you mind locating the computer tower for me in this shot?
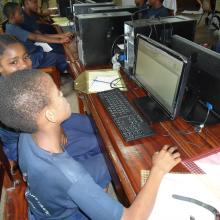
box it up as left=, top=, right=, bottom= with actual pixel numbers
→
left=76, top=11, right=132, bottom=66
left=57, top=0, right=71, bottom=17
left=89, top=5, right=138, bottom=14
left=73, top=2, right=115, bottom=15
left=124, top=16, right=197, bottom=74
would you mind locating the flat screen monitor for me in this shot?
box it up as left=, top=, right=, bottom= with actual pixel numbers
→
left=171, top=35, right=220, bottom=122
left=134, top=35, right=190, bottom=120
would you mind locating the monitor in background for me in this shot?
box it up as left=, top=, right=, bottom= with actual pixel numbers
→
left=171, top=35, right=220, bottom=124
left=89, top=5, right=138, bottom=13
left=133, top=35, right=190, bottom=122
left=124, top=16, right=197, bottom=75
left=75, top=11, right=131, bottom=66
left=57, top=0, right=71, bottom=17
left=72, top=2, right=115, bottom=15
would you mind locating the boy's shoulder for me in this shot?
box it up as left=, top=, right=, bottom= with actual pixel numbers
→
left=19, top=133, right=88, bottom=183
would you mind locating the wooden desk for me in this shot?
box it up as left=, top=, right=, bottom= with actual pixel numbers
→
left=78, top=70, right=220, bottom=206
left=54, top=25, right=84, bottom=79
left=55, top=22, right=220, bottom=206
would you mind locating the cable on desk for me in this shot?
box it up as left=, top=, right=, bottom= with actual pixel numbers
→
left=111, top=34, right=125, bottom=58
left=110, top=77, right=126, bottom=89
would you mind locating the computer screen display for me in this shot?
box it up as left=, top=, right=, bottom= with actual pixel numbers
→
left=134, top=35, right=189, bottom=119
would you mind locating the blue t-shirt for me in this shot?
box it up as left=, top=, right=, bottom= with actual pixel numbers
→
left=141, top=5, right=168, bottom=19
left=0, top=76, right=19, bottom=160
left=20, top=10, right=39, bottom=32
left=5, top=23, right=40, bottom=54
left=18, top=133, right=123, bottom=220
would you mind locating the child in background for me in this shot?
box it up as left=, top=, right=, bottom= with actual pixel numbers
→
left=0, top=34, right=107, bottom=179
left=21, top=0, right=56, bottom=34
left=21, top=0, right=65, bottom=54
left=0, top=69, right=181, bottom=220
left=3, top=2, right=72, bottom=72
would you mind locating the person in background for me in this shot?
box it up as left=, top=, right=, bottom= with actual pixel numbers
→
left=0, top=69, right=181, bottom=220
left=135, top=0, right=168, bottom=19
left=3, top=2, right=72, bottom=72
left=21, top=0, right=65, bottom=54
left=21, top=0, right=56, bottom=34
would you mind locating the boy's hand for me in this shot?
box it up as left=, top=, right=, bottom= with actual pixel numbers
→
left=62, top=32, right=73, bottom=38
left=59, top=37, right=71, bottom=44
left=151, top=145, right=181, bottom=176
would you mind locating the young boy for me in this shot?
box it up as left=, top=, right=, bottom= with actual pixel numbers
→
left=21, top=0, right=56, bottom=34
left=21, top=0, right=65, bottom=54
left=3, top=2, right=71, bottom=72
left=0, top=34, right=107, bottom=176
left=136, top=0, right=168, bottom=19
left=0, top=69, right=181, bottom=220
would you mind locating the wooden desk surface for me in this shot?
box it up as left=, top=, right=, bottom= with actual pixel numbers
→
left=55, top=22, right=220, bottom=205
left=79, top=70, right=220, bottom=205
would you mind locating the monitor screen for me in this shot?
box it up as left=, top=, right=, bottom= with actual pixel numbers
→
left=171, top=35, right=220, bottom=121
left=134, top=35, right=189, bottom=119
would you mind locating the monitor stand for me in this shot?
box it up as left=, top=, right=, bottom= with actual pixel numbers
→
left=133, top=96, right=169, bottom=123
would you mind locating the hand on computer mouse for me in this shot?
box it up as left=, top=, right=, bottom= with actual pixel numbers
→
left=151, top=145, right=181, bottom=176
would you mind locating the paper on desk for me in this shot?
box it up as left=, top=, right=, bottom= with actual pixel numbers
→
left=194, top=152, right=220, bottom=175
left=34, top=42, right=53, bottom=52
left=52, top=17, right=73, bottom=27
left=117, top=44, right=125, bottom=50
left=148, top=173, right=220, bottom=220
left=90, top=76, right=121, bottom=93
left=74, top=69, right=126, bottom=94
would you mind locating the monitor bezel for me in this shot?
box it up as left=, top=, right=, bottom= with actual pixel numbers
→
left=133, top=34, right=191, bottom=120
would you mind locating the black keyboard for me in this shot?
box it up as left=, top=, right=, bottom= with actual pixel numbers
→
left=98, top=89, right=154, bottom=141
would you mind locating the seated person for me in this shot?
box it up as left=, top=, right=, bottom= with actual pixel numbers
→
left=0, top=69, right=181, bottom=220
left=0, top=34, right=105, bottom=176
left=135, top=0, right=169, bottom=19
left=21, top=0, right=65, bottom=54
left=21, top=0, right=56, bottom=34
left=3, top=2, right=72, bottom=72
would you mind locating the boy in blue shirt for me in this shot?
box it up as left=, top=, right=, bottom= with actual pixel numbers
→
left=21, top=0, right=56, bottom=34
left=0, top=34, right=106, bottom=175
left=0, top=69, right=181, bottom=220
left=136, top=0, right=168, bottom=19
left=3, top=2, right=72, bottom=72
left=21, top=0, right=65, bottom=54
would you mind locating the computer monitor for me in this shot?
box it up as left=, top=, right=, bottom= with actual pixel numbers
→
left=171, top=35, right=220, bottom=123
left=133, top=35, right=190, bottom=121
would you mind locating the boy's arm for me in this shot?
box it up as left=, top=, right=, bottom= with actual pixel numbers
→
left=43, top=32, right=73, bottom=39
left=121, top=145, right=181, bottom=220
left=28, top=32, right=70, bottom=44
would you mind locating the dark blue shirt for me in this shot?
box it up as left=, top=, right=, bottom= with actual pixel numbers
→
left=141, top=5, right=168, bottom=19
left=20, top=10, right=39, bottom=32
left=0, top=76, right=19, bottom=160
left=5, top=23, right=41, bottom=54
left=18, top=133, right=123, bottom=220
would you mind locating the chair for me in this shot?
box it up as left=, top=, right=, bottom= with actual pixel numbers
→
left=39, top=66, right=61, bottom=88
left=0, top=141, right=28, bottom=220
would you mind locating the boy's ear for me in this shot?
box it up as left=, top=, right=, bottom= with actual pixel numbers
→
left=45, top=110, right=56, bottom=123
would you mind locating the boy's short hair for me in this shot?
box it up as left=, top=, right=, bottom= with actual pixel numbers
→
left=0, top=34, right=23, bottom=56
left=3, top=2, right=19, bottom=19
left=0, top=69, right=49, bottom=133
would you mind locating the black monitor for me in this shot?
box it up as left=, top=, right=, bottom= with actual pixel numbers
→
left=72, top=2, right=115, bottom=15
left=133, top=35, right=191, bottom=122
left=171, top=35, right=220, bottom=124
